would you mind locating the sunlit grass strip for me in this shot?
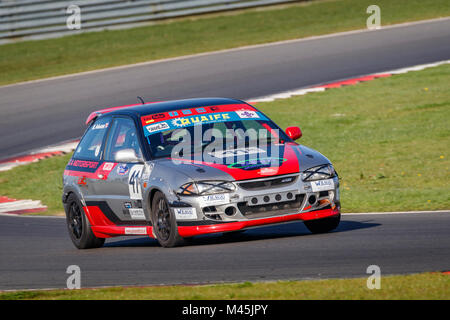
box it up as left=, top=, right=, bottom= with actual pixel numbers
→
left=0, top=272, right=448, bottom=300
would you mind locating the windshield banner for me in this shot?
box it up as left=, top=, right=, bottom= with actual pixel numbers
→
left=143, top=111, right=269, bottom=137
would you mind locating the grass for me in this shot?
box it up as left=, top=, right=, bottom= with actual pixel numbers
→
left=0, top=154, right=71, bottom=215
left=257, top=64, right=450, bottom=213
left=0, top=64, right=449, bottom=215
left=0, top=272, right=448, bottom=300
left=1, top=0, right=450, bottom=85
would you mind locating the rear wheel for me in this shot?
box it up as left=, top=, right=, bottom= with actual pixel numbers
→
left=151, top=191, right=184, bottom=247
left=304, top=214, right=341, bottom=234
left=64, top=193, right=105, bottom=249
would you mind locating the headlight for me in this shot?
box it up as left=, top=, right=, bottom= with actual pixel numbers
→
left=301, top=164, right=336, bottom=181
left=178, top=181, right=235, bottom=196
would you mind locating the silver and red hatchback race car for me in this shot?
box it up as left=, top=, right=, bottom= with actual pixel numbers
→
left=63, top=98, right=340, bottom=248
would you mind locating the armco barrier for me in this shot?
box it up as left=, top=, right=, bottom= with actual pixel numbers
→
left=0, top=0, right=300, bottom=42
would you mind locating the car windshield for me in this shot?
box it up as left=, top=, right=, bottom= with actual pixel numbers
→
left=141, top=108, right=290, bottom=160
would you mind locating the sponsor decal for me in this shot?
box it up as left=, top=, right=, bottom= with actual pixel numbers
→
left=124, top=227, right=147, bottom=235
left=195, top=108, right=206, bottom=113
left=67, top=159, right=99, bottom=172
left=168, top=108, right=206, bottom=118
left=171, top=113, right=231, bottom=128
left=117, top=164, right=128, bottom=175
left=140, top=105, right=257, bottom=126
left=128, top=165, right=144, bottom=200
left=260, top=167, right=279, bottom=175
left=129, top=208, right=145, bottom=220
left=143, top=111, right=268, bottom=136
left=227, top=157, right=287, bottom=170
left=209, top=146, right=265, bottom=159
left=124, top=202, right=132, bottom=209
left=236, top=110, right=259, bottom=119
left=141, top=114, right=164, bottom=125
left=174, top=207, right=197, bottom=220
left=152, top=113, right=165, bottom=120
left=68, top=159, right=99, bottom=169
left=199, top=194, right=229, bottom=206
left=102, top=162, right=115, bottom=171
left=92, top=122, right=109, bottom=130
left=146, top=122, right=170, bottom=134
left=311, top=179, right=335, bottom=192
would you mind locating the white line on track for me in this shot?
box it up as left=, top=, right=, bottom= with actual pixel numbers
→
left=250, top=59, right=450, bottom=102
left=0, top=139, right=79, bottom=172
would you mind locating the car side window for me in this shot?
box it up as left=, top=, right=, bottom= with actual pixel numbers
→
left=104, top=117, right=143, bottom=162
left=74, top=117, right=111, bottom=161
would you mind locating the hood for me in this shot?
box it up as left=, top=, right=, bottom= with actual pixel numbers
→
left=156, top=158, right=234, bottom=181
left=157, top=143, right=331, bottom=181
left=295, top=144, right=331, bottom=171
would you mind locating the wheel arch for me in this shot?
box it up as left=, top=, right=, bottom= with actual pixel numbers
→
left=146, top=187, right=165, bottom=224
left=62, top=185, right=86, bottom=207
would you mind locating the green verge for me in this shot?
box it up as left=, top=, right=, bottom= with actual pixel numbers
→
left=258, top=64, right=450, bottom=213
left=1, top=273, right=449, bottom=300
left=0, top=64, right=449, bottom=215
left=1, top=0, right=450, bottom=85
left=0, top=154, right=70, bottom=215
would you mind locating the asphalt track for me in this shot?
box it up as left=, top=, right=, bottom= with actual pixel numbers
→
left=1, top=18, right=450, bottom=291
left=1, top=18, right=450, bottom=159
left=0, top=212, right=449, bottom=290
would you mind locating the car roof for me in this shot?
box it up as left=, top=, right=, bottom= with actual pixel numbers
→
left=86, top=97, right=249, bottom=125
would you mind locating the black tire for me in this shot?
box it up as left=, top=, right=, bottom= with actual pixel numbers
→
left=304, top=214, right=341, bottom=234
left=151, top=191, right=185, bottom=248
left=64, top=193, right=105, bottom=249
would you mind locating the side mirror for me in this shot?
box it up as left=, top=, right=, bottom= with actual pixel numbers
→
left=114, top=148, right=144, bottom=163
left=285, top=126, right=302, bottom=140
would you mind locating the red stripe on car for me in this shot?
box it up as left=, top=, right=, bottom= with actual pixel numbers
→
left=178, top=207, right=340, bottom=237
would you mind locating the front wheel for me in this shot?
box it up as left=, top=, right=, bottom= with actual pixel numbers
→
left=64, top=193, right=105, bottom=249
left=151, top=191, right=185, bottom=248
left=304, top=214, right=341, bottom=234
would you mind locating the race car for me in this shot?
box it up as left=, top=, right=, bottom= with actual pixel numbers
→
left=62, top=98, right=340, bottom=249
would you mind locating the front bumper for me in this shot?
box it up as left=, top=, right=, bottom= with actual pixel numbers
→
left=171, top=174, right=340, bottom=236
left=177, top=207, right=340, bottom=237
left=86, top=174, right=340, bottom=238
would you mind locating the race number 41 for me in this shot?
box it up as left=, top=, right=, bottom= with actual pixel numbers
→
left=129, top=165, right=144, bottom=200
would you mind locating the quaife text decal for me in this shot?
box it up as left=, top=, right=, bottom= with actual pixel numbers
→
left=143, top=111, right=267, bottom=136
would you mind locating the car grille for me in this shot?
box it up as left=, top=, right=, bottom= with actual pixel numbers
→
left=237, top=194, right=305, bottom=219
left=238, top=175, right=298, bottom=191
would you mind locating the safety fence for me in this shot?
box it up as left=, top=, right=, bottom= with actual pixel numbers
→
left=0, top=0, right=301, bottom=42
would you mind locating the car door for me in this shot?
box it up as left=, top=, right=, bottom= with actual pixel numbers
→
left=69, top=116, right=112, bottom=204
left=94, top=116, right=147, bottom=224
